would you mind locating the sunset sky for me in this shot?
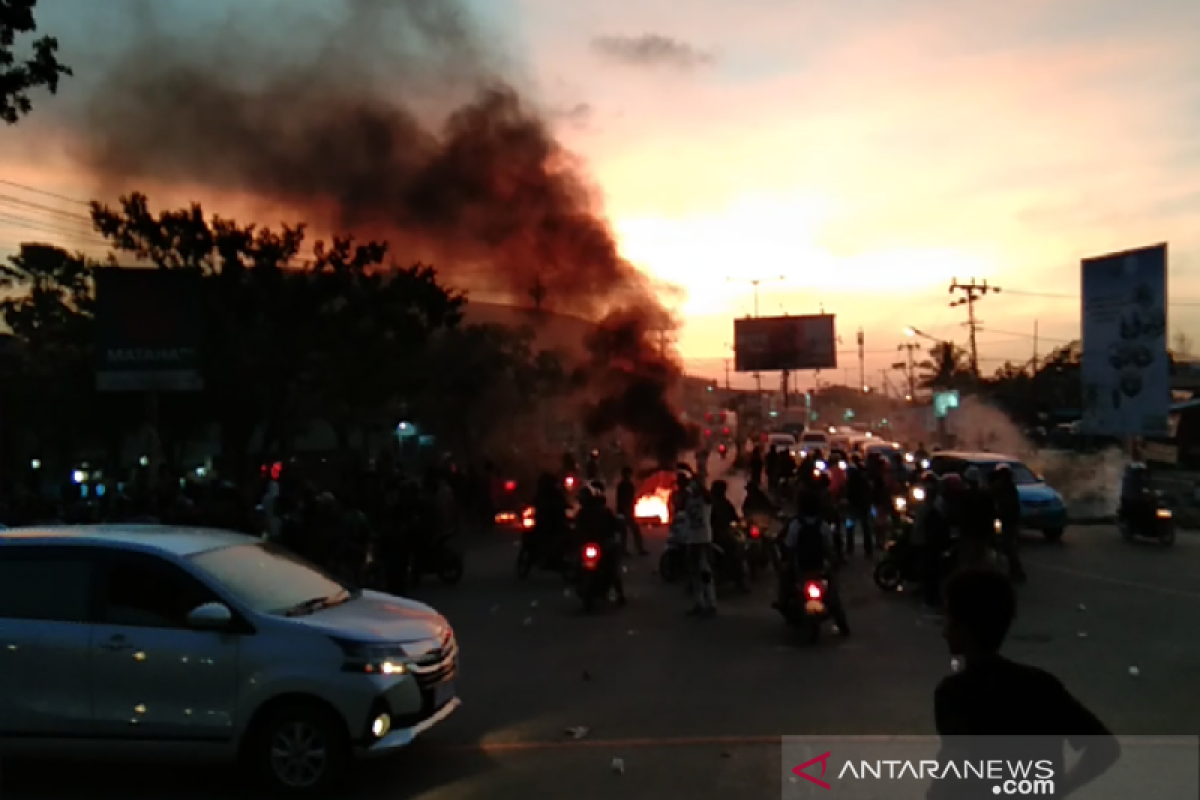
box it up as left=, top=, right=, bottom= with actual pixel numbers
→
left=4, top=0, right=1200, bottom=391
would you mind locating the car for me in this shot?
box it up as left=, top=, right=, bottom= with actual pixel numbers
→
left=927, top=451, right=1069, bottom=541
left=766, top=432, right=798, bottom=456
left=0, top=525, right=461, bottom=794
left=797, top=431, right=831, bottom=454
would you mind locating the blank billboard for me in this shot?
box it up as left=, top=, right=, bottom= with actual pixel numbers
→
left=734, top=314, right=837, bottom=372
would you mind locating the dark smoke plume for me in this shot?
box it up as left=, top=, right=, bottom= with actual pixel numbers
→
left=72, top=0, right=697, bottom=463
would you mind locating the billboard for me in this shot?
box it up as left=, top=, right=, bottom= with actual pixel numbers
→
left=734, top=314, right=837, bottom=372
left=1080, top=244, right=1169, bottom=437
left=94, top=268, right=204, bottom=392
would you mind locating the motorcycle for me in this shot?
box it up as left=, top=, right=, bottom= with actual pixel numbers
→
left=781, top=571, right=849, bottom=644
left=873, top=518, right=919, bottom=592
left=743, top=520, right=772, bottom=580
left=1119, top=491, right=1175, bottom=546
left=409, top=533, right=465, bottom=586
left=577, top=541, right=617, bottom=612
left=516, top=528, right=576, bottom=582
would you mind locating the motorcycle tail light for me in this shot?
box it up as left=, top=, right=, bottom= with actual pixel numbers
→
left=805, top=582, right=823, bottom=601
left=750, top=526, right=760, bottom=538
left=565, top=476, right=576, bottom=489
left=583, top=544, right=600, bottom=567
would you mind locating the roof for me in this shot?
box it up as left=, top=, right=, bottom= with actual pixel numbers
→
left=929, top=450, right=1022, bottom=464
left=0, top=525, right=259, bottom=557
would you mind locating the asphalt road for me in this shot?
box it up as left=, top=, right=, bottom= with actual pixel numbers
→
left=6, top=472, right=1200, bottom=800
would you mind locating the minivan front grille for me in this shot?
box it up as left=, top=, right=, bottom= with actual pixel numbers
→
left=410, top=627, right=457, bottom=689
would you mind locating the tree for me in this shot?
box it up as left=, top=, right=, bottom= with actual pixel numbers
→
left=89, top=193, right=469, bottom=474
left=0, top=243, right=97, bottom=464
left=1, top=0, right=71, bottom=124
left=917, top=341, right=971, bottom=390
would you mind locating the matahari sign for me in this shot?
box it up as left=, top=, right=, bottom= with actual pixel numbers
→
left=94, top=268, right=203, bottom=392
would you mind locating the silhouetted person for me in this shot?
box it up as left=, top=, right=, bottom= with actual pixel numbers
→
left=615, top=467, right=647, bottom=556
left=933, top=570, right=1118, bottom=798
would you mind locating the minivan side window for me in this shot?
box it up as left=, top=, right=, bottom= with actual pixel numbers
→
left=101, top=552, right=221, bottom=629
left=0, top=553, right=93, bottom=623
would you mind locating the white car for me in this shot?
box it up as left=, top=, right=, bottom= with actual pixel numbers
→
left=798, top=431, right=831, bottom=454
left=766, top=433, right=798, bottom=456
left=0, top=525, right=461, bottom=794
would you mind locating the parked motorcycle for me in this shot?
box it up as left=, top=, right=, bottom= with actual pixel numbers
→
left=409, top=533, right=465, bottom=586
left=1119, top=491, right=1175, bottom=546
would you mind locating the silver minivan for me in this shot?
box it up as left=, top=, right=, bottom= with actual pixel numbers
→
left=0, top=525, right=461, bottom=794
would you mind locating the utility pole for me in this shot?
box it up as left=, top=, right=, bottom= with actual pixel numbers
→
left=1032, top=320, right=1039, bottom=374
left=895, top=341, right=920, bottom=399
left=949, top=278, right=1001, bottom=377
left=529, top=276, right=547, bottom=311
left=723, top=359, right=731, bottom=390
left=857, top=328, right=866, bottom=391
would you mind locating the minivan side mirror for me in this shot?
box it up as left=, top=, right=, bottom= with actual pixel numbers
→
left=187, top=602, right=233, bottom=630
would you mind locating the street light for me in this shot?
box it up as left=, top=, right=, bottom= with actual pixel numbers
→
left=905, top=325, right=941, bottom=343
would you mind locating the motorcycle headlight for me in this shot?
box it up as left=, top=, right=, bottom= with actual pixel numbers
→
left=905, top=453, right=915, bottom=463
left=894, top=496, right=907, bottom=511
left=911, top=486, right=926, bottom=502
left=815, top=460, right=827, bottom=471
left=994, top=519, right=1002, bottom=533
left=1156, top=508, right=1173, bottom=519
left=920, top=459, right=930, bottom=470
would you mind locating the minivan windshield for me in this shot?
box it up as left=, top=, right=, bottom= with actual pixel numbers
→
left=189, top=543, right=350, bottom=615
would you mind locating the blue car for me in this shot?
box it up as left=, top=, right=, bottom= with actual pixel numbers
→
left=929, top=451, right=1069, bottom=541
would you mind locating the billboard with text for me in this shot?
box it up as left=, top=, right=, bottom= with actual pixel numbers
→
left=94, top=268, right=204, bottom=392
left=734, top=314, right=837, bottom=372
left=1080, top=244, right=1169, bottom=437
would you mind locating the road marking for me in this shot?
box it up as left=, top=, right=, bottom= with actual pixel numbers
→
left=1028, top=562, right=1200, bottom=600
left=438, top=735, right=1194, bottom=754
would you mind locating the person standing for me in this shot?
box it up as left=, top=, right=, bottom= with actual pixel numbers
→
left=615, top=467, right=648, bottom=556
left=990, top=464, right=1026, bottom=583
left=679, top=469, right=716, bottom=618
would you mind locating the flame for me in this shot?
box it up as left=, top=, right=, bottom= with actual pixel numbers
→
left=635, top=488, right=673, bottom=525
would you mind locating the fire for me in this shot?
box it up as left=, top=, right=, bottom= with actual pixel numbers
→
left=635, top=488, right=673, bottom=525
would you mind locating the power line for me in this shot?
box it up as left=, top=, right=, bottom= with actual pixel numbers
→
left=1004, top=287, right=1200, bottom=307
left=0, top=178, right=91, bottom=206
left=949, top=277, right=1000, bottom=376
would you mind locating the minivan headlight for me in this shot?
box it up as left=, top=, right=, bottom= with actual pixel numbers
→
left=332, top=638, right=437, bottom=675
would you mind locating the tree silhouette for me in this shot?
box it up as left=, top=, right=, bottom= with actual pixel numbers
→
left=1, top=0, right=71, bottom=124
left=917, top=341, right=970, bottom=389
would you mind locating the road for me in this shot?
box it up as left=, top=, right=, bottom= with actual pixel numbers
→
left=6, top=471, right=1200, bottom=800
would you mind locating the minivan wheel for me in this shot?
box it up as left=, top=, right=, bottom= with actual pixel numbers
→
left=250, top=701, right=349, bottom=795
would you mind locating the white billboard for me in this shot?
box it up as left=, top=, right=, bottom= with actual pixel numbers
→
left=1080, top=244, right=1169, bottom=437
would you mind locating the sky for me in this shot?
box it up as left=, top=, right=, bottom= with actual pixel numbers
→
left=4, top=0, right=1200, bottom=392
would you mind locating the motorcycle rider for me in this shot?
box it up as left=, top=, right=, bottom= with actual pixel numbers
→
left=775, top=488, right=851, bottom=635
left=575, top=481, right=626, bottom=605
left=990, top=464, right=1026, bottom=583
left=742, top=480, right=776, bottom=528
left=1119, top=462, right=1154, bottom=533
left=615, top=466, right=649, bottom=556
left=867, top=453, right=893, bottom=551
left=709, top=480, right=749, bottom=593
